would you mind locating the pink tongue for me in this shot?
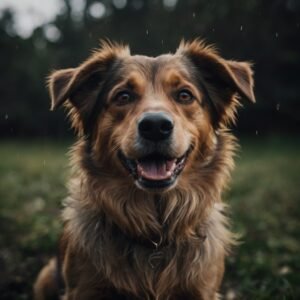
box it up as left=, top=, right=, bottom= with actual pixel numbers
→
left=137, top=159, right=176, bottom=180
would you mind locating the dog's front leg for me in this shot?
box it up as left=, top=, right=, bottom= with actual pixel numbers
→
left=62, top=245, right=99, bottom=300
left=62, top=246, right=126, bottom=300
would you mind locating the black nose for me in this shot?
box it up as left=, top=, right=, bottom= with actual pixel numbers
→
left=138, top=112, right=174, bottom=141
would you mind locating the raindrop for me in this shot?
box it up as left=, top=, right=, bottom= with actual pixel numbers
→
left=43, top=160, right=46, bottom=167
left=212, top=28, right=215, bottom=32
left=276, top=103, right=280, bottom=111
left=5, top=113, right=8, bottom=120
left=275, top=32, right=279, bottom=38
left=192, top=12, right=196, bottom=18
left=146, top=29, right=149, bottom=35
left=240, top=25, right=243, bottom=31
left=161, top=40, right=164, bottom=45
left=255, top=130, right=258, bottom=135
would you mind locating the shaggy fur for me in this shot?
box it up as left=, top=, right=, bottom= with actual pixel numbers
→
left=34, top=39, right=255, bottom=300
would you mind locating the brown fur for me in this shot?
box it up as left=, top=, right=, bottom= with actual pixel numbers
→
left=34, top=39, right=255, bottom=300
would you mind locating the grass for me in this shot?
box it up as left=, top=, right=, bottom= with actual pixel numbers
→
left=0, top=137, right=299, bottom=299
left=223, top=137, right=300, bottom=299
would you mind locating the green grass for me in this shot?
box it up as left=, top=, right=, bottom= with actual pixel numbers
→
left=223, top=137, right=300, bottom=299
left=0, top=137, right=299, bottom=299
left=0, top=140, right=69, bottom=300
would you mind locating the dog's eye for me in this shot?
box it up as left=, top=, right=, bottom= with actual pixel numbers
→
left=176, top=89, right=194, bottom=104
left=114, top=91, right=133, bottom=106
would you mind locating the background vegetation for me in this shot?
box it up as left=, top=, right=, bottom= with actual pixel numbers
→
left=0, top=0, right=300, bottom=137
left=0, top=0, right=299, bottom=299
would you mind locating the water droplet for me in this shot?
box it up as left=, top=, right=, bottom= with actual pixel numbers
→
left=5, top=113, right=8, bottom=120
left=146, top=29, right=149, bottom=35
left=255, top=130, right=258, bottom=135
left=192, top=12, right=196, bottom=18
left=240, top=25, right=243, bottom=31
left=43, top=160, right=46, bottom=166
left=275, top=32, right=279, bottom=38
left=212, top=28, right=215, bottom=32
left=276, top=103, right=280, bottom=111
left=161, top=39, right=164, bottom=45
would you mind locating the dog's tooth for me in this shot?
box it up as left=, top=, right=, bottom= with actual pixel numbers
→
left=166, top=159, right=176, bottom=172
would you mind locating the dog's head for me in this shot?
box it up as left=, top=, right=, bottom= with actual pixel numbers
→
left=49, top=40, right=254, bottom=192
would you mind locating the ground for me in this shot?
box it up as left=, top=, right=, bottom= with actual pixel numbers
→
left=0, top=136, right=299, bottom=299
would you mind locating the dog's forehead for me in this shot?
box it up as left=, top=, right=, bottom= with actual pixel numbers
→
left=119, top=53, right=193, bottom=82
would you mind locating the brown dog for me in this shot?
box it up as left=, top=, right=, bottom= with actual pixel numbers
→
left=34, top=39, right=255, bottom=300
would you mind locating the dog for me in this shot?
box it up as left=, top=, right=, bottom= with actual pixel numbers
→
left=34, top=39, right=255, bottom=300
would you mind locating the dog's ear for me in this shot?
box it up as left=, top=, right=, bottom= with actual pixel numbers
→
left=48, top=68, right=75, bottom=110
left=48, top=41, right=129, bottom=134
left=177, top=39, right=255, bottom=126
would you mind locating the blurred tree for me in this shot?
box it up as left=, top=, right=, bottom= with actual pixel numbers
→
left=0, top=0, right=299, bottom=137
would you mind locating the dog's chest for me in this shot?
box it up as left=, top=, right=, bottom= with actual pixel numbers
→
left=64, top=197, right=231, bottom=298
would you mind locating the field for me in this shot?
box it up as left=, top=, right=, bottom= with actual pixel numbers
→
left=0, top=137, right=299, bottom=299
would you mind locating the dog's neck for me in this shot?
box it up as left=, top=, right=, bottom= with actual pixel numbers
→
left=63, top=179, right=210, bottom=243
left=64, top=132, right=236, bottom=244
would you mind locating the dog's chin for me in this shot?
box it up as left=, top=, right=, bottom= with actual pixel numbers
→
left=118, top=148, right=191, bottom=192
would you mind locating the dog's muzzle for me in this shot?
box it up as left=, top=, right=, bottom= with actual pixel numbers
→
left=118, top=112, right=191, bottom=190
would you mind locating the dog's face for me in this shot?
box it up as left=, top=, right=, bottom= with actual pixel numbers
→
left=49, top=40, right=254, bottom=192
left=100, top=54, right=212, bottom=191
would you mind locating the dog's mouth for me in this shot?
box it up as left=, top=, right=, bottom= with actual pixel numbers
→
left=118, top=149, right=191, bottom=190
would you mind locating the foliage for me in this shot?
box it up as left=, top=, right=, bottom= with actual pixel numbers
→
left=0, top=137, right=299, bottom=299
left=0, top=0, right=300, bottom=137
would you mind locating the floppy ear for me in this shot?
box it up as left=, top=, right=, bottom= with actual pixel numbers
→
left=48, top=68, right=75, bottom=110
left=225, top=60, right=255, bottom=103
left=47, top=41, right=130, bottom=134
left=177, top=40, right=255, bottom=126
